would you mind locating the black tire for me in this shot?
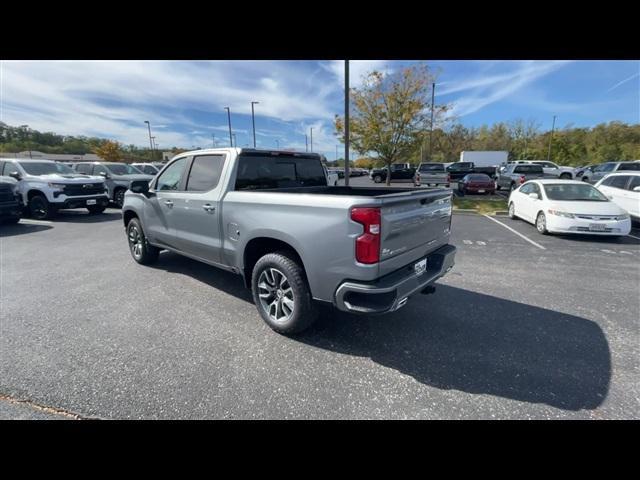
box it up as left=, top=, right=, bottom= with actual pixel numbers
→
left=251, top=250, right=318, bottom=335
left=496, top=183, right=501, bottom=191
left=126, top=217, right=159, bottom=265
left=29, top=194, right=55, bottom=220
left=508, top=202, right=518, bottom=220
left=87, top=205, right=106, bottom=214
left=536, top=211, right=549, bottom=235
left=114, top=188, right=126, bottom=208
left=510, top=182, right=517, bottom=191
left=559, top=173, right=572, bottom=179
left=373, top=175, right=382, bottom=183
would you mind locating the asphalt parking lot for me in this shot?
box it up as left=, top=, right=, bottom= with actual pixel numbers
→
left=1, top=198, right=639, bottom=419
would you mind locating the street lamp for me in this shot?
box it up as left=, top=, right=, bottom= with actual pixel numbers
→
left=144, top=120, right=153, bottom=160
left=224, top=107, right=233, bottom=147
left=305, top=134, right=308, bottom=152
left=233, top=133, right=237, bottom=148
left=251, top=101, right=259, bottom=148
left=547, top=115, right=557, bottom=162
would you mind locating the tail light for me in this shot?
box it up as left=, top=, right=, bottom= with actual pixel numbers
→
left=351, top=207, right=381, bottom=264
left=519, top=175, right=526, bottom=184
left=447, top=173, right=451, bottom=183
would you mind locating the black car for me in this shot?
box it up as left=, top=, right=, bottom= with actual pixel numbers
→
left=0, top=177, right=23, bottom=224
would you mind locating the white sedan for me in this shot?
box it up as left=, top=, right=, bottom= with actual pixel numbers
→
left=508, top=179, right=631, bottom=236
left=594, top=172, right=640, bottom=221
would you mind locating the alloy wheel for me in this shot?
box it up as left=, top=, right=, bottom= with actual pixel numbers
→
left=257, top=268, right=295, bottom=324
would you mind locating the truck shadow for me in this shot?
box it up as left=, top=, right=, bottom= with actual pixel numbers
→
left=0, top=222, right=53, bottom=237
left=53, top=209, right=123, bottom=223
left=298, top=284, right=611, bottom=412
left=149, top=253, right=611, bottom=412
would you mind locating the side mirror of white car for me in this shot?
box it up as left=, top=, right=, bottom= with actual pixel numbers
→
left=528, top=193, right=539, bottom=200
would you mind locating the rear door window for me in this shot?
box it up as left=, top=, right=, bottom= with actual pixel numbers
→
left=514, top=165, right=543, bottom=174
left=618, top=163, right=640, bottom=171
left=185, top=155, right=225, bottom=192
left=608, top=175, right=631, bottom=190
left=76, top=163, right=93, bottom=174
left=627, top=176, right=640, bottom=191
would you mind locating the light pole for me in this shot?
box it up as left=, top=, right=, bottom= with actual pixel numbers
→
left=251, top=101, right=259, bottom=148
left=276, top=139, right=280, bottom=149
left=305, top=134, right=308, bottom=152
left=233, top=133, right=237, bottom=148
left=428, top=82, right=436, bottom=162
left=144, top=120, right=153, bottom=160
left=547, top=115, right=557, bottom=162
left=344, top=60, right=350, bottom=185
left=310, top=127, right=313, bottom=152
left=224, top=107, right=233, bottom=147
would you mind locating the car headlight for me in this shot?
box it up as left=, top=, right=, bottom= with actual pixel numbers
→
left=547, top=209, right=575, bottom=218
left=48, top=183, right=67, bottom=190
left=615, top=213, right=630, bottom=221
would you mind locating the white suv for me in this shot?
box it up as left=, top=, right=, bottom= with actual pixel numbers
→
left=0, top=158, right=109, bottom=219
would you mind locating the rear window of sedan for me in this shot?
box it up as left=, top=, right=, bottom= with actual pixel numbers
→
left=466, top=174, right=492, bottom=181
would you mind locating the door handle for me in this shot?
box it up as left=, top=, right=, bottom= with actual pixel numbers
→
left=203, top=203, right=215, bottom=213
left=164, top=200, right=174, bottom=207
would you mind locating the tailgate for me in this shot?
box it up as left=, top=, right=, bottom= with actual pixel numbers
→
left=378, top=189, right=452, bottom=275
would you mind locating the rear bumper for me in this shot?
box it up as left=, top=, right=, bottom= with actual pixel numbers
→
left=334, top=244, right=456, bottom=314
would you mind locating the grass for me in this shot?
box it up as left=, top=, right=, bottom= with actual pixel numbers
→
left=453, top=194, right=508, bottom=215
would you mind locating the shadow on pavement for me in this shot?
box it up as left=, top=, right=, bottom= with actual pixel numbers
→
left=0, top=222, right=53, bottom=237
left=52, top=209, right=122, bottom=223
left=146, top=252, right=611, bottom=412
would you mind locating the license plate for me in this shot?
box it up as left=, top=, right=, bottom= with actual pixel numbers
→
left=477, top=189, right=485, bottom=193
left=589, top=223, right=606, bottom=231
left=86, top=199, right=97, bottom=205
left=414, top=259, right=427, bottom=276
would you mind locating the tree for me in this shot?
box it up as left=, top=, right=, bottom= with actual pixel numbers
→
left=95, top=140, right=124, bottom=162
left=335, top=64, right=450, bottom=185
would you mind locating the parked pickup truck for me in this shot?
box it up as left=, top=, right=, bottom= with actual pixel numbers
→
left=446, top=161, right=497, bottom=181
left=370, top=163, right=416, bottom=183
left=413, top=163, right=451, bottom=187
left=0, top=176, right=23, bottom=224
left=496, top=163, right=545, bottom=191
left=122, top=149, right=456, bottom=334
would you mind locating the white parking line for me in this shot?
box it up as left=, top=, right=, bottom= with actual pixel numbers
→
left=476, top=241, right=486, bottom=245
left=463, top=240, right=473, bottom=245
left=19, top=219, right=53, bottom=225
left=482, top=214, right=546, bottom=250
left=628, top=234, right=640, bottom=240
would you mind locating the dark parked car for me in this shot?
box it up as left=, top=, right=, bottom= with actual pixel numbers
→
left=370, top=164, right=416, bottom=183
left=457, top=174, right=495, bottom=195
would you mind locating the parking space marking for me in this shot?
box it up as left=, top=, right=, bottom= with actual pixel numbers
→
left=619, top=251, right=634, bottom=255
left=482, top=214, right=546, bottom=250
left=601, top=249, right=616, bottom=254
left=463, top=240, right=473, bottom=245
left=19, top=219, right=53, bottom=225
left=476, top=241, right=486, bottom=246
left=628, top=234, right=640, bottom=240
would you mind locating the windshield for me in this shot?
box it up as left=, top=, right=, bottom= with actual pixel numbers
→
left=419, top=163, right=445, bottom=172
left=19, top=161, right=75, bottom=175
left=543, top=183, right=608, bottom=202
left=105, top=163, right=143, bottom=175
left=235, top=153, right=327, bottom=190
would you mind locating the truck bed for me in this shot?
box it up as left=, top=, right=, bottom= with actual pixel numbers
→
left=243, top=185, right=439, bottom=197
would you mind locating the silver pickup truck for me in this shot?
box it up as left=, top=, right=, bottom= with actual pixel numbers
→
left=496, top=163, right=546, bottom=191
left=122, top=148, right=456, bottom=334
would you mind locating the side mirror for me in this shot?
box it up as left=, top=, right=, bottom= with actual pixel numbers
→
left=130, top=179, right=150, bottom=195
left=8, top=171, right=22, bottom=181
left=98, top=172, right=111, bottom=179
left=528, top=193, right=539, bottom=200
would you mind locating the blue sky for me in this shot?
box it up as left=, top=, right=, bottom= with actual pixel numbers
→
left=1, top=60, right=638, bottom=159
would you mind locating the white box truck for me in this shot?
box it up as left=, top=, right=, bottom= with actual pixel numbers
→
left=459, top=151, right=509, bottom=167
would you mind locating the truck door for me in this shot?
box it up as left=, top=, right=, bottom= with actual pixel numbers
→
left=170, top=154, right=226, bottom=264
left=143, top=157, right=189, bottom=249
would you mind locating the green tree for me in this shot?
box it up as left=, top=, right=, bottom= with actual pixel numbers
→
left=335, top=64, right=450, bottom=185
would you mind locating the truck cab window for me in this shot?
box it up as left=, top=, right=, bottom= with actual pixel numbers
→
left=156, top=157, right=187, bottom=191
left=186, top=155, right=225, bottom=192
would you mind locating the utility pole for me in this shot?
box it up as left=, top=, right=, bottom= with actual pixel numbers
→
left=233, top=133, right=237, bottom=148
left=547, top=115, right=557, bottom=162
left=144, top=120, right=153, bottom=160
left=344, top=60, right=350, bottom=186
left=224, top=107, right=233, bottom=147
left=251, top=101, right=259, bottom=148
left=305, top=134, right=308, bottom=152
left=428, top=82, right=436, bottom=162
left=276, top=139, right=280, bottom=149
left=310, top=127, right=313, bottom=152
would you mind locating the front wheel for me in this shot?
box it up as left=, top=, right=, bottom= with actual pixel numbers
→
left=127, top=217, right=159, bottom=265
left=559, top=173, right=572, bottom=179
left=373, top=175, right=382, bottom=183
left=114, top=188, right=126, bottom=208
left=251, top=251, right=318, bottom=335
left=29, top=194, right=55, bottom=220
left=508, top=202, right=518, bottom=219
left=536, top=212, right=549, bottom=235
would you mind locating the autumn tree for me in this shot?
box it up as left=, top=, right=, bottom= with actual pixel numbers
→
left=335, top=64, right=449, bottom=185
left=95, top=140, right=124, bottom=162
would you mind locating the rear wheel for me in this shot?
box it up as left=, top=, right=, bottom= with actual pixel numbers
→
left=29, top=194, right=55, bottom=220
left=251, top=251, right=318, bottom=335
left=536, top=212, right=549, bottom=235
left=87, top=205, right=106, bottom=214
left=373, top=175, right=382, bottom=183
left=126, top=217, right=159, bottom=265
left=559, top=172, right=572, bottom=179
left=2, top=216, right=20, bottom=225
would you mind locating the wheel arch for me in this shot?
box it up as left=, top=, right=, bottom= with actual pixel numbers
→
left=242, top=236, right=307, bottom=290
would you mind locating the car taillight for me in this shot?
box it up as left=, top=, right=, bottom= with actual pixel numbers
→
left=447, top=173, right=451, bottom=182
left=519, top=175, right=526, bottom=184
left=351, top=207, right=381, bottom=264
